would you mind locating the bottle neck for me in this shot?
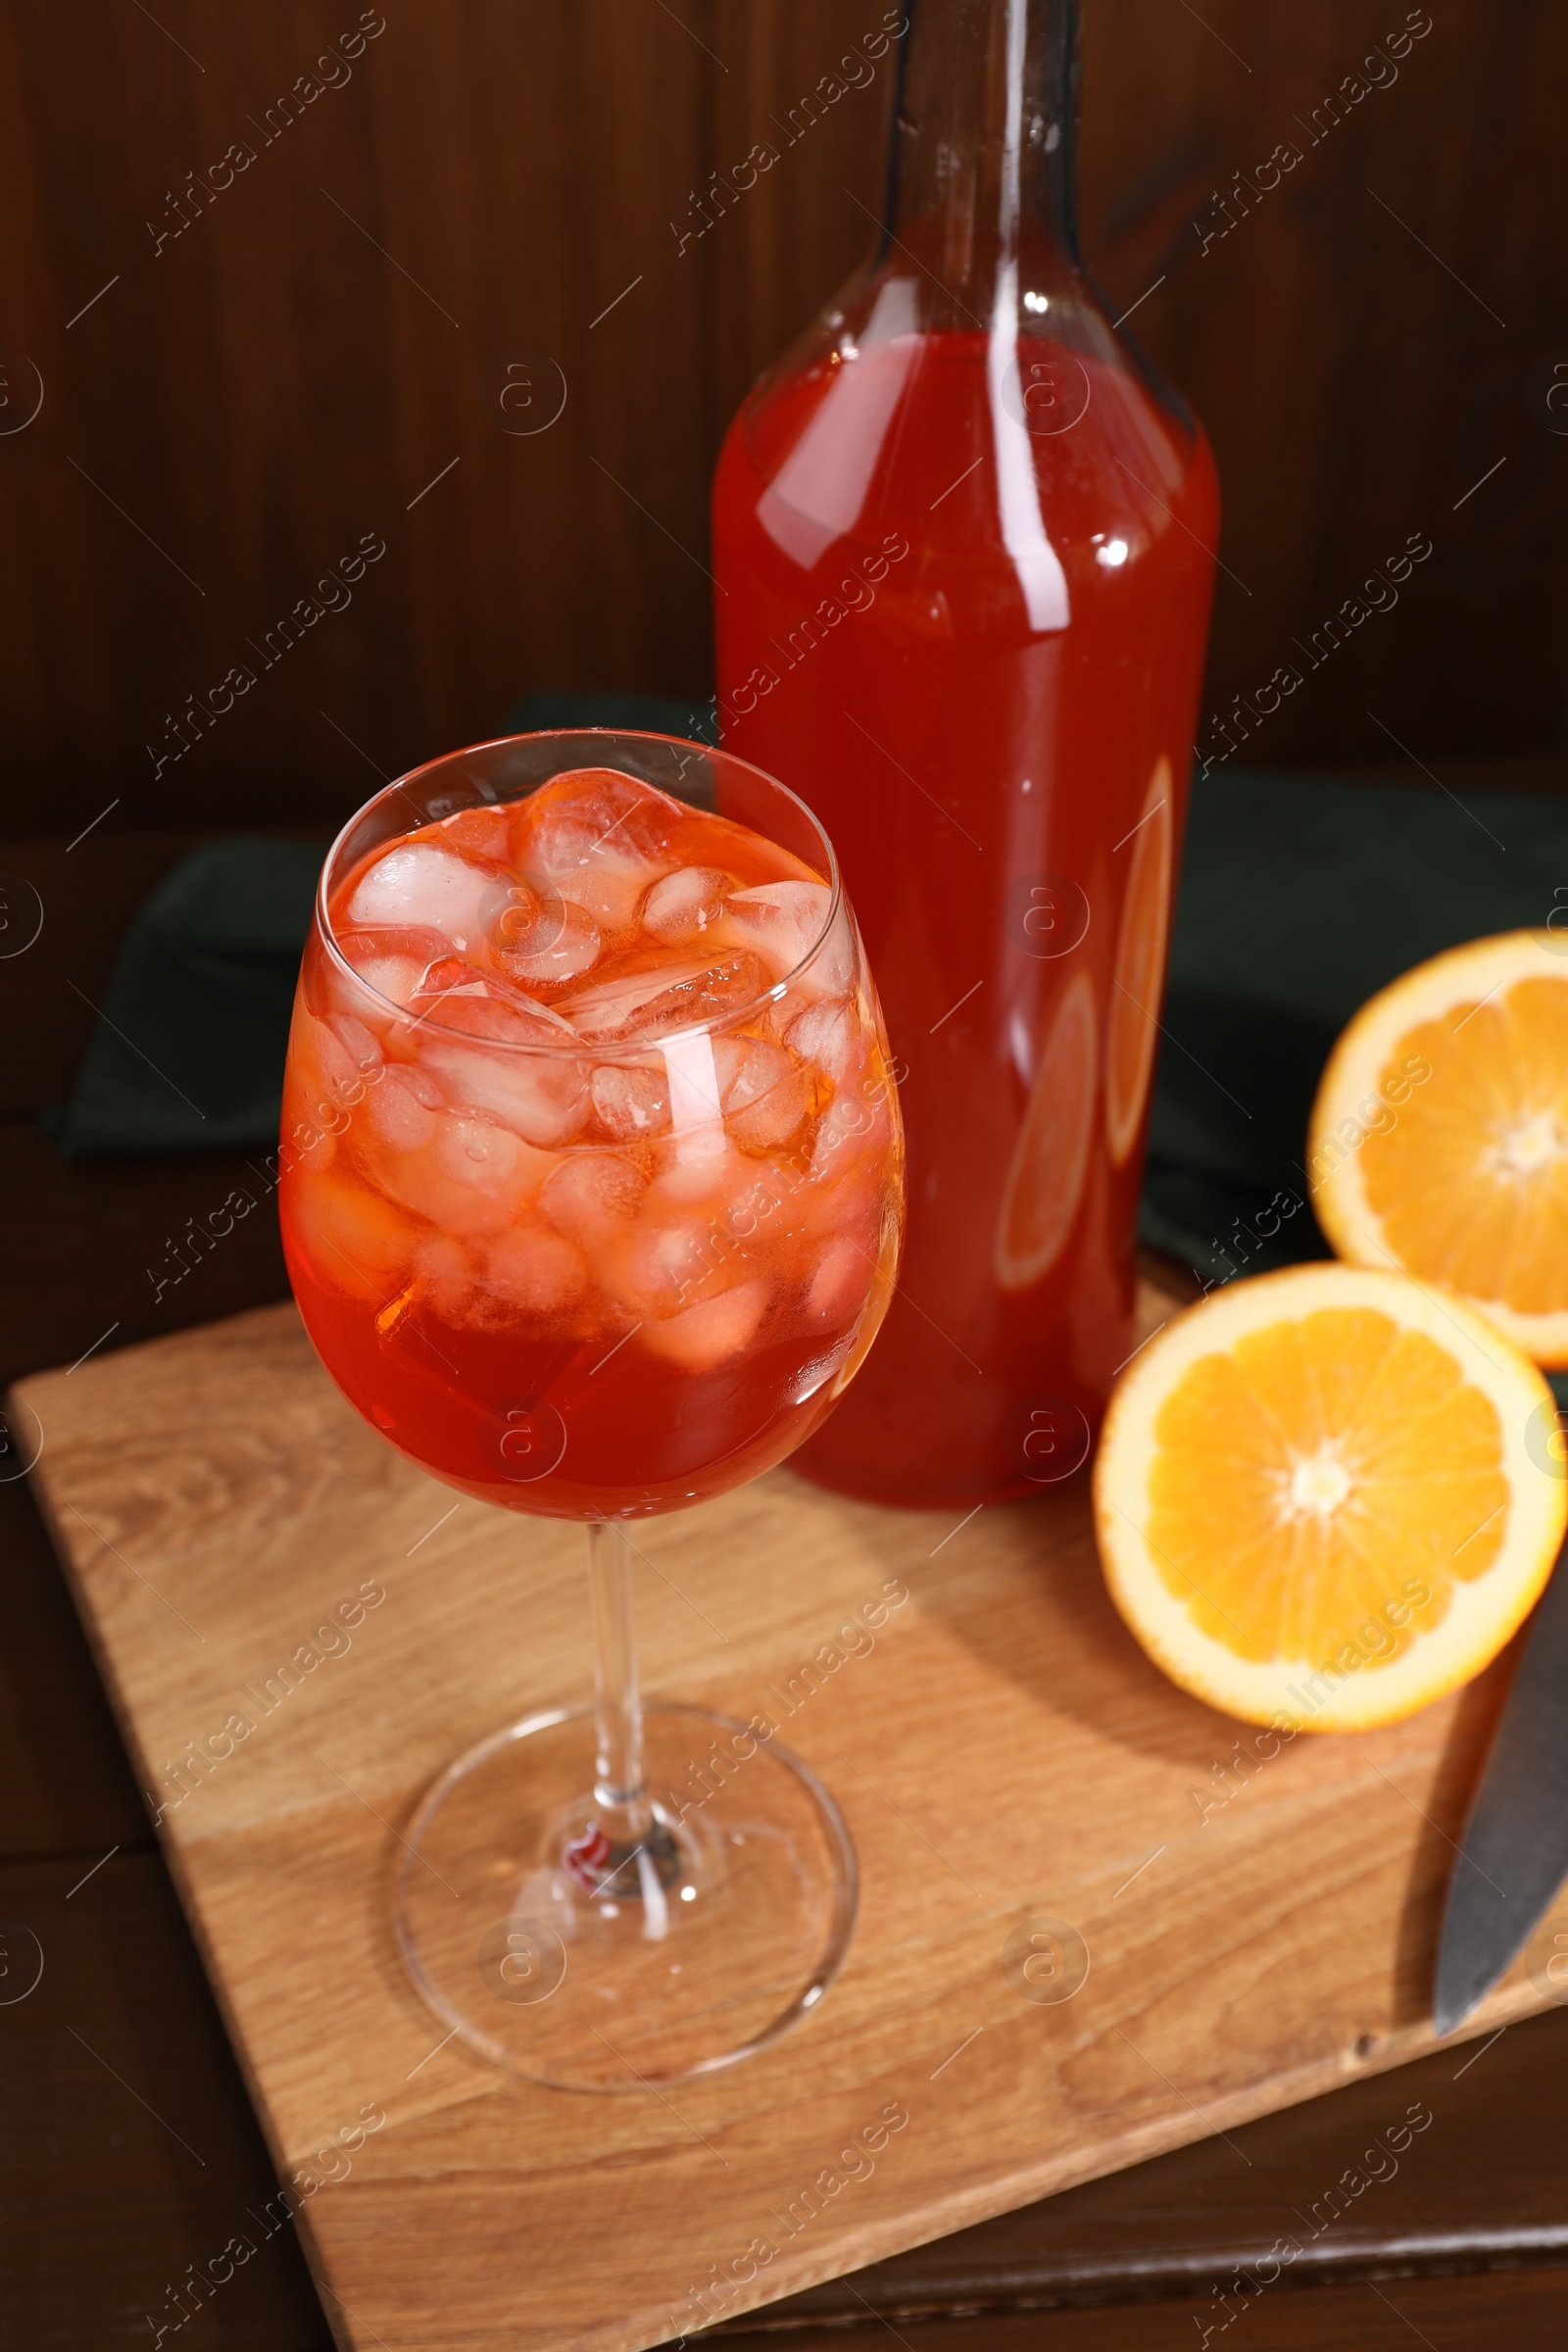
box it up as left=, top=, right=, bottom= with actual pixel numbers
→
left=882, top=0, right=1081, bottom=321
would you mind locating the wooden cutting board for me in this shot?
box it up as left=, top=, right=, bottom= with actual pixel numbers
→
left=14, top=1290, right=1555, bottom=2352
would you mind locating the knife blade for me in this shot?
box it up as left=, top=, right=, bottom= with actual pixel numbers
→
left=1434, top=1546, right=1568, bottom=2035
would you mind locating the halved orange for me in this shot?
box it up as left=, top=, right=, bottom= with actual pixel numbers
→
left=1104, top=757, right=1174, bottom=1166
left=995, top=966, right=1097, bottom=1291
left=1094, top=1263, right=1564, bottom=1731
left=1310, top=931, right=1568, bottom=1364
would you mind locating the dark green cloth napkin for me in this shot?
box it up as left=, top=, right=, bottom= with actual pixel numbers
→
left=46, top=838, right=325, bottom=1158
left=49, top=743, right=1567, bottom=1310
left=1144, top=770, right=1562, bottom=1282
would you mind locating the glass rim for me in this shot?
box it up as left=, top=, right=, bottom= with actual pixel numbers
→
left=314, top=726, right=846, bottom=1058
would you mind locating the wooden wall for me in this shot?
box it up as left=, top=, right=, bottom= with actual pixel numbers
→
left=0, top=0, right=1562, bottom=839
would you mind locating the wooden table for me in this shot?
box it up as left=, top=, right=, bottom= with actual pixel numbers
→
left=3, top=811, right=1567, bottom=2349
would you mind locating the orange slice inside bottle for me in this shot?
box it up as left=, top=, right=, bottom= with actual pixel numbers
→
left=1104, top=756, right=1174, bottom=1168
left=995, top=966, right=1098, bottom=1291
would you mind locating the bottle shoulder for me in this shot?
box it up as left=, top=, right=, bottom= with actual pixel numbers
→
left=716, top=289, right=1215, bottom=606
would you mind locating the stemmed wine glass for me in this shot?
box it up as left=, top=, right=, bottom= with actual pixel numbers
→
left=279, top=729, right=904, bottom=2088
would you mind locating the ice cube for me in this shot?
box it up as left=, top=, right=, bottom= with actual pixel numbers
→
left=419, top=1038, right=589, bottom=1149
left=809, top=1090, right=881, bottom=1178
left=396, top=1062, right=443, bottom=1107
left=290, top=1010, right=361, bottom=1104
left=346, top=843, right=505, bottom=952
left=480, top=873, right=542, bottom=944
left=286, top=1167, right=412, bottom=1304
left=538, top=1152, right=648, bottom=1247
left=723, top=881, right=853, bottom=998
left=716, top=1037, right=809, bottom=1152
left=431, top=1115, right=536, bottom=1191
left=800, top=1095, right=891, bottom=1227
left=784, top=998, right=861, bottom=1090
left=282, top=1108, right=335, bottom=1174
left=514, top=766, right=687, bottom=864
left=712, top=1154, right=805, bottom=1249
left=411, top=1231, right=476, bottom=1321
left=590, top=1063, right=671, bottom=1140
left=482, top=1226, right=587, bottom=1317
left=490, top=894, right=603, bottom=991
left=642, top=1028, right=729, bottom=1199
left=410, top=956, right=582, bottom=1047
left=653, top=1125, right=745, bottom=1203
left=511, top=768, right=686, bottom=935
left=723, top=881, right=829, bottom=965
left=640, top=1279, right=771, bottom=1371
left=807, top=1236, right=869, bottom=1325
left=663, top=1029, right=724, bottom=1128
left=318, top=1015, right=382, bottom=1077
left=336, top=924, right=454, bottom=1013
left=368, top=1109, right=553, bottom=1236
left=438, top=805, right=514, bottom=860
left=614, top=1214, right=730, bottom=1316
left=642, top=866, right=733, bottom=946
left=561, top=952, right=765, bottom=1042
left=367, top=1066, right=439, bottom=1152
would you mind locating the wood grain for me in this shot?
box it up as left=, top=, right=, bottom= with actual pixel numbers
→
left=0, top=1, right=1563, bottom=841
left=14, top=1288, right=1562, bottom=2352
left=760, top=1997, right=1568, bottom=2324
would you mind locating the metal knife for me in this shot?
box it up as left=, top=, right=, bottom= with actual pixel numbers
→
left=1434, top=1547, right=1568, bottom=2035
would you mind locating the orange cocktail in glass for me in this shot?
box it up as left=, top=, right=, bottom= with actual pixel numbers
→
left=280, top=730, right=903, bottom=2087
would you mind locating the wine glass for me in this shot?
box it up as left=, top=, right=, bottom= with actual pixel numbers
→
left=279, top=729, right=905, bottom=2088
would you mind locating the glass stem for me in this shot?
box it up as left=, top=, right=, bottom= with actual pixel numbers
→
left=586, top=1520, right=650, bottom=1838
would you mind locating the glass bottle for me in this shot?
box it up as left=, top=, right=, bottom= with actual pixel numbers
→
left=711, top=0, right=1218, bottom=1506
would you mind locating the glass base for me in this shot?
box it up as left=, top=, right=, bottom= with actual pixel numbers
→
left=395, top=1703, right=858, bottom=2090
